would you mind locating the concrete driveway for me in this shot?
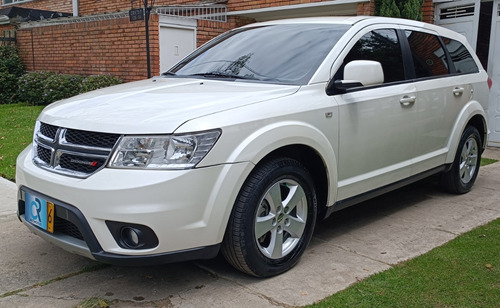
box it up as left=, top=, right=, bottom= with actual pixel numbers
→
left=2, top=148, right=500, bottom=308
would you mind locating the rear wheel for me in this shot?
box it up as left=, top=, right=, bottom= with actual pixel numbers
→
left=441, top=126, right=482, bottom=194
left=221, top=157, right=317, bottom=277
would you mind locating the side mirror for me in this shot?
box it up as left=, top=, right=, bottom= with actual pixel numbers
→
left=327, top=60, right=384, bottom=95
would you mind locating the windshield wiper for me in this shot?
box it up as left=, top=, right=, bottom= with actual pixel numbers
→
left=162, top=71, right=176, bottom=77
left=187, top=72, right=256, bottom=80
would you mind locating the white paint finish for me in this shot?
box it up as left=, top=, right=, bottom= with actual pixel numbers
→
left=488, top=0, right=500, bottom=146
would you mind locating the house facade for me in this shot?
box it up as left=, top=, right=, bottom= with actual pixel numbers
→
left=1, top=0, right=499, bottom=146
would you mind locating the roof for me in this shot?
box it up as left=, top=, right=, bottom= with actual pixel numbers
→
left=0, top=6, right=71, bottom=22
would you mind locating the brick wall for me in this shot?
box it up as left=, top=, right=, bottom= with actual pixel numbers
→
left=422, top=0, right=435, bottom=24
left=0, top=0, right=72, bottom=13
left=77, top=0, right=200, bottom=16
left=357, top=1, right=375, bottom=16
left=16, top=15, right=160, bottom=81
left=197, top=16, right=254, bottom=46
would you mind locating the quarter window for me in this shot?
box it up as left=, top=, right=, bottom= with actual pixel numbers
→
left=341, top=29, right=405, bottom=84
left=441, top=37, right=479, bottom=74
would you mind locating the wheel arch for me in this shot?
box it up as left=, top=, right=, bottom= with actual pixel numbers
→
left=256, top=144, right=331, bottom=220
left=445, top=101, right=488, bottom=163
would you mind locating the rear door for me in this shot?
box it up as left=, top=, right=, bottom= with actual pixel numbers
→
left=402, top=28, right=480, bottom=173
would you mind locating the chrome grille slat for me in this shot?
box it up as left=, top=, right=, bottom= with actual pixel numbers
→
left=33, top=122, right=121, bottom=178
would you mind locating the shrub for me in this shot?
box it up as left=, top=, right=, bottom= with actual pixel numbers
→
left=17, top=72, right=122, bottom=106
left=0, top=45, right=25, bottom=104
left=17, top=71, right=83, bottom=105
left=80, top=74, right=122, bottom=92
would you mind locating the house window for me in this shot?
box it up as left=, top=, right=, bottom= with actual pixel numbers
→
left=2, top=0, right=33, bottom=5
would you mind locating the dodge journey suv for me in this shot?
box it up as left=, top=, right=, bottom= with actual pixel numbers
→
left=16, top=16, right=490, bottom=277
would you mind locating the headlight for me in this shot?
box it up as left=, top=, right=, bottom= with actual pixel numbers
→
left=108, top=130, right=221, bottom=169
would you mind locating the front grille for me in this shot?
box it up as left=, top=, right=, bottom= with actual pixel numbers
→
left=64, top=129, right=120, bottom=149
left=59, top=153, right=107, bottom=174
left=33, top=122, right=121, bottom=178
left=39, top=123, right=58, bottom=140
left=36, top=144, right=52, bottom=164
left=54, top=216, right=85, bottom=241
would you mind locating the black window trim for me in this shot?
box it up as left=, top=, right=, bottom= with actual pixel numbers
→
left=328, top=27, right=481, bottom=96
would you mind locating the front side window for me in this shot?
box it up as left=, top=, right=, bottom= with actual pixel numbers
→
left=169, top=24, right=350, bottom=85
left=405, top=31, right=449, bottom=78
left=340, top=29, right=405, bottom=83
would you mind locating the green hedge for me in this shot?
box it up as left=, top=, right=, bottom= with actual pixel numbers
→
left=0, top=45, right=25, bottom=104
left=17, top=71, right=123, bottom=105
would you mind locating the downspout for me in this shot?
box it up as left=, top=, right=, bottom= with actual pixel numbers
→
left=72, top=0, right=79, bottom=17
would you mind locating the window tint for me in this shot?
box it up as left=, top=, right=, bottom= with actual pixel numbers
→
left=441, top=37, right=479, bottom=74
left=170, top=24, right=349, bottom=85
left=342, top=29, right=405, bottom=83
left=405, top=31, right=449, bottom=78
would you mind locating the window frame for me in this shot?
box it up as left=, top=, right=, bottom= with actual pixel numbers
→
left=2, top=0, right=33, bottom=5
left=330, top=26, right=412, bottom=95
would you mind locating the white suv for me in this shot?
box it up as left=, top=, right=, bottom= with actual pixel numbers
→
left=16, top=16, right=490, bottom=277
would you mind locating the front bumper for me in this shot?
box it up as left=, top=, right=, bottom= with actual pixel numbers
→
left=16, top=146, right=252, bottom=265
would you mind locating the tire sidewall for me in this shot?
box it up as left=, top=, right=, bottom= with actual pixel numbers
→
left=450, top=126, right=482, bottom=193
left=239, top=158, right=317, bottom=277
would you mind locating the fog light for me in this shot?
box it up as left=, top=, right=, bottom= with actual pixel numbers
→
left=106, top=221, right=159, bottom=250
left=121, top=227, right=143, bottom=248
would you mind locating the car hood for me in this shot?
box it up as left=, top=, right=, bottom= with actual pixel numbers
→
left=38, top=77, right=300, bottom=134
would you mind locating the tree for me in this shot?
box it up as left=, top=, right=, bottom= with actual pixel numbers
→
left=375, top=0, right=424, bottom=21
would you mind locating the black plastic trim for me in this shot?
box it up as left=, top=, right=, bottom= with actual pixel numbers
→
left=106, top=220, right=159, bottom=250
left=325, top=165, right=450, bottom=218
left=18, top=186, right=104, bottom=253
left=91, top=244, right=221, bottom=266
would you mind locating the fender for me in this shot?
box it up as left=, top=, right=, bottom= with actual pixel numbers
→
left=444, top=100, right=487, bottom=164
left=195, top=121, right=340, bottom=244
left=226, top=120, right=338, bottom=204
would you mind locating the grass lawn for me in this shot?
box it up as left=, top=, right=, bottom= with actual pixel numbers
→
left=0, top=103, right=44, bottom=181
left=308, top=217, right=500, bottom=308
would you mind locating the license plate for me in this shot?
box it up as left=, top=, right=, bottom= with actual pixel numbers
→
left=25, top=192, right=54, bottom=233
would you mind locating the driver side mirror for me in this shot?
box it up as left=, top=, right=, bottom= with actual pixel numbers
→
left=326, top=60, right=384, bottom=95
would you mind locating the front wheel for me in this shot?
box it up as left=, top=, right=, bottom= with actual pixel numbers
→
left=441, top=126, right=482, bottom=194
left=221, top=157, right=317, bottom=277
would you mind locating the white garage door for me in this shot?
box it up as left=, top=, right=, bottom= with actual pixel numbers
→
left=159, top=17, right=197, bottom=73
left=488, top=1, right=500, bottom=146
left=436, top=0, right=480, bottom=48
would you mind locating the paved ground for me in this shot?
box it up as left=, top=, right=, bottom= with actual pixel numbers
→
left=1, top=147, right=500, bottom=308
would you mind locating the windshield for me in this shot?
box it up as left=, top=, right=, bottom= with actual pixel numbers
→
left=167, top=24, right=350, bottom=85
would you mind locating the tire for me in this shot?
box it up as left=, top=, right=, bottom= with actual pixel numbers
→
left=441, top=126, right=482, bottom=194
left=221, top=157, right=317, bottom=277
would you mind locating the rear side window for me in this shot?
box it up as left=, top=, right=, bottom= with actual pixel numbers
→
left=405, top=30, right=449, bottom=78
left=341, top=29, right=405, bottom=83
left=441, top=37, right=479, bottom=74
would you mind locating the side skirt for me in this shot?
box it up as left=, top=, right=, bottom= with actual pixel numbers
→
left=325, top=165, right=450, bottom=218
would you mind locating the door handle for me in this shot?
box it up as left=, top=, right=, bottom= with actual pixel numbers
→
left=400, top=96, right=416, bottom=106
left=453, top=87, right=464, bottom=96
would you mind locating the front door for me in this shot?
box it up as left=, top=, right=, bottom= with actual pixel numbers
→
left=334, top=28, right=417, bottom=200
